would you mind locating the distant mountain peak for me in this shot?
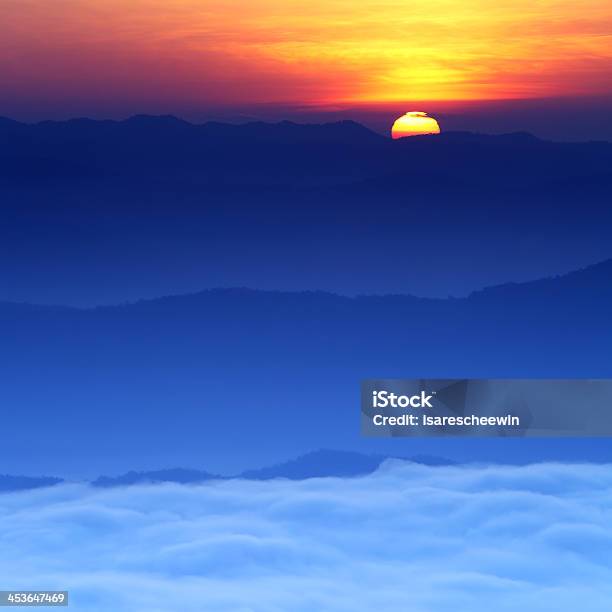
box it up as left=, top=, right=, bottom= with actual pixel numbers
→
left=469, top=257, right=612, bottom=300
left=239, top=449, right=454, bottom=480
left=125, top=114, right=189, bottom=125
left=0, top=474, right=63, bottom=492
left=92, top=467, right=220, bottom=488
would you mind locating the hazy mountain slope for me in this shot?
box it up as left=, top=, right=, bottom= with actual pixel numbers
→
left=0, top=475, right=63, bottom=492
left=0, top=260, right=610, bottom=476
left=1, top=117, right=610, bottom=303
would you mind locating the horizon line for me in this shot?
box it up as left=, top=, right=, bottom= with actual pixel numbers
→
left=3, top=113, right=612, bottom=145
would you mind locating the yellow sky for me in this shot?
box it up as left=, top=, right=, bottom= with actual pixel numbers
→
left=2, top=0, right=612, bottom=107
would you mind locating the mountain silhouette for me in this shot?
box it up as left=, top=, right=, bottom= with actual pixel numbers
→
left=90, top=450, right=454, bottom=486
left=1, top=115, right=611, bottom=304
left=239, top=449, right=454, bottom=480
left=0, top=450, right=454, bottom=493
left=0, top=474, right=63, bottom=492
left=1, top=115, right=610, bottom=189
left=0, top=259, right=611, bottom=476
left=1, top=116, right=611, bottom=475
left=91, top=468, right=220, bottom=488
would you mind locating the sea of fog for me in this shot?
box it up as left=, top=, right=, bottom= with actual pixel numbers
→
left=1, top=461, right=611, bottom=611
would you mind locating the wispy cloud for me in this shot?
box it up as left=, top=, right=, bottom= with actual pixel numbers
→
left=1, top=462, right=611, bottom=611
left=2, top=0, right=612, bottom=112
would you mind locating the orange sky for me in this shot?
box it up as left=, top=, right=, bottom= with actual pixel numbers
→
left=2, top=0, right=612, bottom=112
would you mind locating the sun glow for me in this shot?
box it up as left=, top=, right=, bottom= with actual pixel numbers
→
left=2, top=0, right=612, bottom=110
left=391, top=112, right=441, bottom=139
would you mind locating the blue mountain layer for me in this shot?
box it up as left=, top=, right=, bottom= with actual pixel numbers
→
left=0, top=259, right=610, bottom=476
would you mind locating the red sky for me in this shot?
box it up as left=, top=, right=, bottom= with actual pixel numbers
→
left=1, top=0, right=611, bottom=137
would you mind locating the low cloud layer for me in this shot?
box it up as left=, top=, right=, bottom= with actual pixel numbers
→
left=1, top=462, right=611, bottom=611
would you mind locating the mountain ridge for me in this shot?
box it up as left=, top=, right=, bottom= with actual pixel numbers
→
left=4, top=442, right=612, bottom=493
left=2, top=114, right=611, bottom=145
left=0, top=257, right=609, bottom=311
left=2, top=113, right=611, bottom=304
left=0, top=450, right=457, bottom=492
left=0, top=255, right=610, bottom=476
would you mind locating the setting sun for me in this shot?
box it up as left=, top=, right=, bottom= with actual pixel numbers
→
left=391, top=112, right=441, bottom=139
